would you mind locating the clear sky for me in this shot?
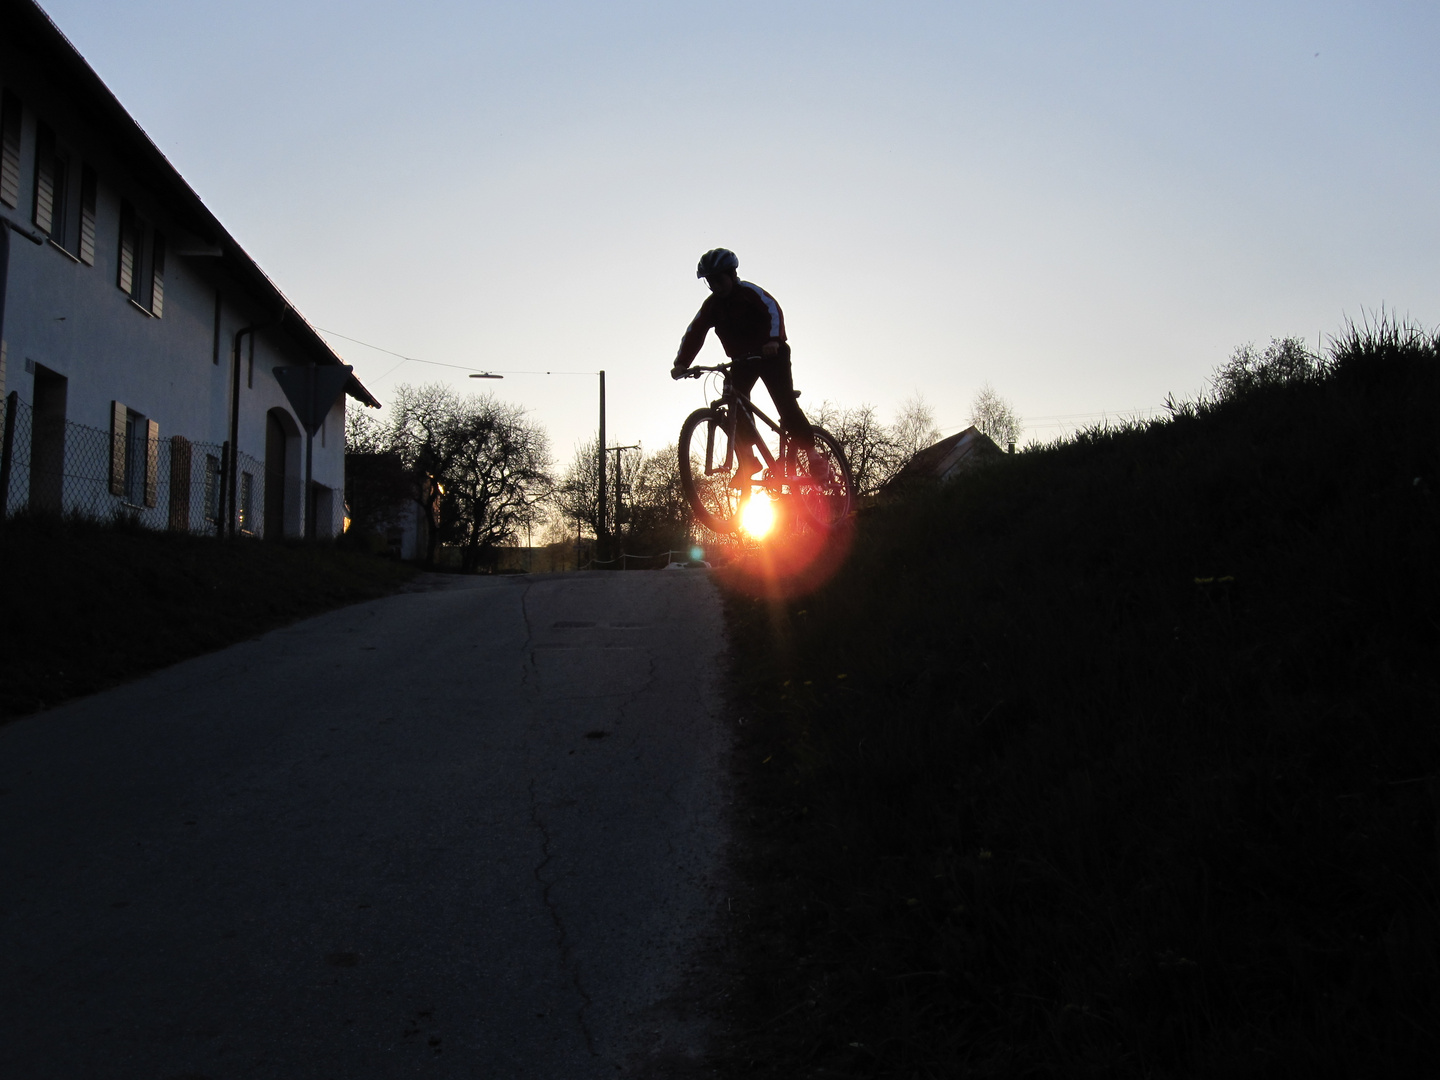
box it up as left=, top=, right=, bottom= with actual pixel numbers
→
left=37, top=0, right=1440, bottom=460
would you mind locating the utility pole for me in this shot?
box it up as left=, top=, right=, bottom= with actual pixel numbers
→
left=597, top=370, right=606, bottom=562
left=608, top=442, right=639, bottom=566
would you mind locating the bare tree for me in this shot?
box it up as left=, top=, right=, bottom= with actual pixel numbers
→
left=1211, top=337, right=1325, bottom=402
left=360, top=383, right=552, bottom=568
left=439, top=396, right=553, bottom=572
left=625, top=444, right=693, bottom=555
left=970, top=382, right=1023, bottom=450
left=379, top=384, right=465, bottom=565
left=555, top=437, right=604, bottom=543
left=814, top=401, right=898, bottom=496
left=344, top=408, right=411, bottom=543
left=891, top=392, right=942, bottom=467
left=813, top=394, right=944, bottom=495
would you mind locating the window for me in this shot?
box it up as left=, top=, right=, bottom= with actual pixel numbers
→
left=109, top=400, right=158, bottom=507
left=118, top=201, right=138, bottom=296
left=149, top=231, right=165, bottom=317
left=29, top=123, right=94, bottom=264
left=124, top=410, right=144, bottom=504
left=116, top=200, right=165, bottom=316
left=239, top=471, right=254, bottom=534
left=0, top=90, right=20, bottom=210
left=32, top=123, right=68, bottom=244
left=204, top=453, right=221, bottom=521
left=77, top=166, right=97, bottom=265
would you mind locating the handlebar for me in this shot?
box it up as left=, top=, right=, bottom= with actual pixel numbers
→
left=674, top=358, right=760, bottom=380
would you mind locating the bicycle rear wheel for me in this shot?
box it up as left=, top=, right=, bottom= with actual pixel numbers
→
left=788, top=425, right=854, bottom=529
left=678, top=407, right=743, bottom=533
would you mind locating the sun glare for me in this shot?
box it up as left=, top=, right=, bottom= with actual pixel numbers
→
left=741, top=494, right=776, bottom=538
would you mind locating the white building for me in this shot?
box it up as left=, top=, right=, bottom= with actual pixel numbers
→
left=0, top=0, right=379, bottom=539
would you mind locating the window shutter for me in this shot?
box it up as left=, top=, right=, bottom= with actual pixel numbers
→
left=32, top=125, right=55, bottom=235
left=144, top=419, right=160, bottom=507
left=0, top=91, right=20, bottom=210
left=78, top=166, right=97, bottom=265
left=149, top=231, right=165, bottom=317
left=109, top=400, right=127, bottom=496
left=118, top=202, right=136, bottom=296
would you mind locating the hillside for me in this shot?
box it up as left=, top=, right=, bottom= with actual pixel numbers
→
left=0, top=521, right=414, bottom=719
left=719, top=321, right=1440, bottom=1077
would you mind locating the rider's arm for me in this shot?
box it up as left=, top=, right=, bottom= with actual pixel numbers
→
left=672, top=302, right=715, bottom=375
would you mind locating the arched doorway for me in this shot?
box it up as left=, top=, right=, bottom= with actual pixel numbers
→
left=264, top=407, right=301, bottom=540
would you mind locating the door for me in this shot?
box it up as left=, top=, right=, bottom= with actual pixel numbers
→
left=264, top=410, right=286, bottom=540
left=29, top=365, right=67, bottom=514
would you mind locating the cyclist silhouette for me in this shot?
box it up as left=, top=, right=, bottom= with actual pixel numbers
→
left=671, top=248, right=822, bottom=484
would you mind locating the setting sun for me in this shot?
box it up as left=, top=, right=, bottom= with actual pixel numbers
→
left=741, top=493, right=776, bottom=538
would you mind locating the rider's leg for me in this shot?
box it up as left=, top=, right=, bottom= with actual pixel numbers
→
left=729, top=357, right=765, bottom=484
left=758, top=347, right=829, bottom=481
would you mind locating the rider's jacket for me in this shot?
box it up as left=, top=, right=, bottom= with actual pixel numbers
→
left=674, top=281, right=786, bottom=367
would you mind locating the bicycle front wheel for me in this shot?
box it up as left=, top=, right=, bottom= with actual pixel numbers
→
left=678, top=407, right=743, bottom=534
left=789, top=425, right=855, bottom=529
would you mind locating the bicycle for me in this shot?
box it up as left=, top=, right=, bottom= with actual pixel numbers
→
left=675, top=359, right=854, bottom=535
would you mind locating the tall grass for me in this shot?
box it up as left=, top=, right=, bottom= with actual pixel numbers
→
left=0, top=517, right=414, bottom=719
left=720, top=317, right=1440, bottom=1077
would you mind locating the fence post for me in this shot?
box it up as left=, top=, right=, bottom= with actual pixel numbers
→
left=0, top=389, right=16, bottom=525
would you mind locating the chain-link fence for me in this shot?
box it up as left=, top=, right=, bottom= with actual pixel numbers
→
left=0, top=394, right=345, bottom=538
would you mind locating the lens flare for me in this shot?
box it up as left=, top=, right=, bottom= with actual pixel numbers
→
left=741, top=493, right=776, bottom=538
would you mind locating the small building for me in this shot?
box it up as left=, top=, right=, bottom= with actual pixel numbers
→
left=0, top=0, right=379, bottom=539
left=878, top=425, right=1005, bottom=496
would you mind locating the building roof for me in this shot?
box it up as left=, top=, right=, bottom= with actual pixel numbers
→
left=2, top=0, right=380, bottom=409
left=878, top=425, right=1004, bottom=494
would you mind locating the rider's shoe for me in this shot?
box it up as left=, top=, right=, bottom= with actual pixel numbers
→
left=730, top=460, right=761, bottom=490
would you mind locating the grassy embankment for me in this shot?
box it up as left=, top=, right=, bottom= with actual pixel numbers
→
left=0, top=520, right=414, bottom=720
left=721, top=321, right=1439, bottom=1077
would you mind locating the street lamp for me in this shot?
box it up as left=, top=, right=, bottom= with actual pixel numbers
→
left=467, top=373, right=504, bottom=380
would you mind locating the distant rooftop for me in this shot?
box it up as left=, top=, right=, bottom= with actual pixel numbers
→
left=879, top=426, right=1005, bottom=494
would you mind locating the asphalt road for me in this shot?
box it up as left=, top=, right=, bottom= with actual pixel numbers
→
left=0, top=570, right=732, bottom=1078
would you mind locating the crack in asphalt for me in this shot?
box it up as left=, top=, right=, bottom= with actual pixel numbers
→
left=521, top=578, right=602, bottom=1063
left=619, top=652, right=660, bottom=751
left=528, top=775, right=599, bottom=1061
left=518, top=581, right=541, bottom=695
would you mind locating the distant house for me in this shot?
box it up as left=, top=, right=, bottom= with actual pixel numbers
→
left=0, top=0, right=379, bottom=539
left=878, top=425, right=1005, bottom=496
left=342, top=448, right=429, bottom=561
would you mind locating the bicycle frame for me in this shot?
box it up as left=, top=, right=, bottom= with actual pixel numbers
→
left=678, top=357, right=853, bottom=534
left=693, top=362, right=788, bottom=481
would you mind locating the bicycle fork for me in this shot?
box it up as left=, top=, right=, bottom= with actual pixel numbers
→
left=704, top=408, right=736, bottom=476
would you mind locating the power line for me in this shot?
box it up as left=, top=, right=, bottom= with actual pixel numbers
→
left=313, top=327, right=594, bottom=378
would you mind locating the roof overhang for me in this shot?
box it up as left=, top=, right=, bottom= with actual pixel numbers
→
left=2, top=0, right=381, bottom=409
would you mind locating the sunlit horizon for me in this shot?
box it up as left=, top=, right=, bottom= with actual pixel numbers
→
left=36, top=0, right=1440, bottom=465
